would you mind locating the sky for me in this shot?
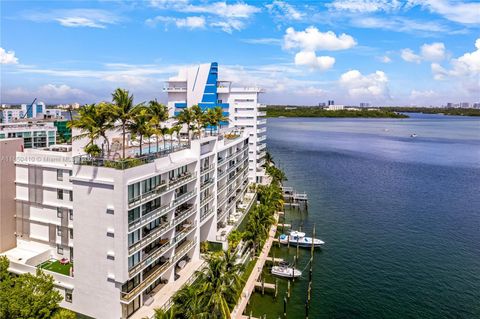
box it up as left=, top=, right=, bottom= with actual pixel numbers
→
left=0, top=0, right=479, bottom=106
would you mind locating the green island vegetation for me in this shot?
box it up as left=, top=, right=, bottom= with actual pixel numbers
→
left=266, top=105, right=408, bottom=118
left=0, top=256, right=77, bottom=319
left=384, top=107, right=480, bottom=117
left=150, top=154, right=286, bottom=319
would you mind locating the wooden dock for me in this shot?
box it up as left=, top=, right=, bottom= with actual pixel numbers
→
left=254, top=281, right=276, bottom=291
left=231, top=214, right=279, bottom=319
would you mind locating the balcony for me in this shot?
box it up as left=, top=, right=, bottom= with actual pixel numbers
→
left=200, top=163, right=215, bottom=175
left=257, top=135, right=267, bottom=142
left=258, top=103, right=267, bottom=108
left=257, top=119, right=267, bottom=125
left=200, top=208, right=214, bottom=222
left=257, top=151, right=267, bottom=159
left=257, top=127, right=267, bottom=134
left=128, top=182, right=167, bottom=209
left=200, top=178, right=214, bottom=191
left=128, top=190, right=196, bottom=232
left=200, top=193, right=213, bottom=207
left=257, top=143, right=266, bottom=151
left=163, top=86, right=187, bottom=92
left=257, top=111, right=267, bottom=116
left=129, top=221, right=173, bottom=255
left=128, top=239, right=173, bottom=277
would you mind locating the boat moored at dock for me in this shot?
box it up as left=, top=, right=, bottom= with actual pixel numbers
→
left=279, top=231, right=325, bottom=248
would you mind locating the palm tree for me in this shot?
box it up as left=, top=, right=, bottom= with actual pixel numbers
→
left=171, top=124, right=182, bottom=145
left=146, top=307, right=175, bottom=319
left=175, top=107, right=194, bottom=142
left=159, top=126, right=170, bottom=150
left=95, top=102, right=116, bottom=157
left=127, top=105, right=151, bottom=156
left=148, top=100, right=169, bottom=153
left=265, top=151, right=275, bottom=166
left=111, top=88, right=135, bottom=159
left=172, top=284, right=208, bottom=318
left=68, top=104, right=101, bottom=156
left=213, top=106, right=228, bottom=131
left=190, top=105, right=205, bottom=138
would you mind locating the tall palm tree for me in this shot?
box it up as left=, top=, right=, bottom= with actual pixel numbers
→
left=190, top=105, right=205, bottom=138
left=127, top=105, right=150, bottom=156
left=95, top=102, right=116, bottom=157
left=264, top=151, right=275, bottom=166
left=148, top=100, right=169, bottom=153
left=68, top=104, right=101, bottom=156
left=111, top=88, right=135, bottom=159
left=171, top=124, right=182, bottom=145
left=175, top=107, right=194, bottom=142
left=213, top=106, right=228, bottom=131
left=172, top=284, right=208, bottom=318
left=150, top=307, right=176, bottom=319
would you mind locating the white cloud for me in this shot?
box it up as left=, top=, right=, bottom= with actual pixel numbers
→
left=2, top=84, right=93, bottom=104
left=294, top=51, right=335, bottom=70
left=146, top=16, right=206, bottom=29
left=0, top=48, right=19, bottom=64
left=352, top=16, right=448, bottom=33
left=24, top=9, right=120, bottom=28
left=147, top=1, right=260, bottom=32
left=402, top=42, right=446, bottom=63
left=242, top=38, right=282, bottom=45
left=401, top=48, right=422, bottom=63
left=284, top=26, right=357, bottom=51
left=182, top=2, right=260, bottom=18
left=431, top=38, right=480, bottom=82
left=380, top=56, right=392, bottom=63
left=266, top=0, right=305, bottom=21
left=420, top=42, right=445, bottom=61
left=339, top=70, right=390, bottom=100
left=328, top=0, right=402, bottom=12
left=407, top=0, right=480, bottom=24
left=410, top=89, right=437, bottom=99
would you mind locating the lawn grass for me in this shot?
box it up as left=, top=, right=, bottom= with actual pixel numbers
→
left=38, top=260, right=73, bottom=276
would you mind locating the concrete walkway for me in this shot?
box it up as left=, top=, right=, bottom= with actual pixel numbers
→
left=231, top=214, right=278, bottom=319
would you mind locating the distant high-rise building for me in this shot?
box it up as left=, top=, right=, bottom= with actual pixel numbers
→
left=318, top=102, right=326, bottom=107
left=327, top=100, right=335, bottom=106
left=460, top=102, right=470, bottom=108
left=360, top=102, right=370, bottom=108
left=473, top=102, right=480, bottom=109
left=446, top=103, right=454, bottom=108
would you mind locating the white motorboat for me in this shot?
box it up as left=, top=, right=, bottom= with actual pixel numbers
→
left=278, top=231, right=325, bottom=248
left=411, top=133, right=417, bottom=137
left=271, top=265, right=302, bottom=278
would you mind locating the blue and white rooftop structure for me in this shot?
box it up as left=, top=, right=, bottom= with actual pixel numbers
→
left=165, top=62, right=267, bottom=184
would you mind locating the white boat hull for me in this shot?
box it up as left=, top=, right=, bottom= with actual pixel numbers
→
left=271, top=266, right=302, bottom=278
left=278, top=233, right=325, bottom=248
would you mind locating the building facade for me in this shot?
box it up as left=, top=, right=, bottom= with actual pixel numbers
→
left=0, top=122, right=57, bottom=148
left=164, top=62, right=267, bottom=184
left=1, top=64, right=264, bottom=319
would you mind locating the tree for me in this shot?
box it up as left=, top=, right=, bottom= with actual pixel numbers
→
left=148, top=100, right=169, bottom=153
left=175, top=107, right=194, bottom=142
left=149, top=307, right=176, bottom=319
left=0, top=256, right=68, bottom=319
left=111, top=88, right=135, bottom=159
left=227, top=230, right=243, bottom=251
left=172, top=284, right=208, bottom=319
left=190, top=105, right=205, bottom=138
left=94, top=102, right=116, bottom=157
left=68, top=104, right=99, bottom=156
left=52, top=309, right=77, bottom=319
left=127, top=105, right=151, bottom=156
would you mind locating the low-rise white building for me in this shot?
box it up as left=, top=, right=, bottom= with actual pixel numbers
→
left=0, top=122, right=57, bottom=148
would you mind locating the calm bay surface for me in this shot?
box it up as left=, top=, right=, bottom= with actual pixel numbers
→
left=247, top=114, right=480, bottom=319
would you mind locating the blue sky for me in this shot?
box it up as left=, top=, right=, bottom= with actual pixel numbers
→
left=1, top=0, right=479, bottom=106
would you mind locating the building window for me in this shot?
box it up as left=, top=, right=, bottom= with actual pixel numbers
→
left=57, top=245, right=63, bottom=255
left=57, top=226, right=62, bottom=236
left=56, top=169, right=63, bottom=181
left=57, top=207, right=63, bottom=218
left=57, top=189, right=63, bottom=200
left=69, top=209, right=73, bottom=220
left=69, top=190, right=73, bottom=201
left=65, top=290, right=72, bottom=303
left=69, top=229, right=73, bottom=239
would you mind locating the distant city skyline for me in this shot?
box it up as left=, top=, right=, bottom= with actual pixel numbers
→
left=1, top=0, right=479, bottom=106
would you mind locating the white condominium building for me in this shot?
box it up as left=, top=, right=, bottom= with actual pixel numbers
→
left=0, top=122, right=57, bottom=148
left=1, top=64, right=264, bottom=319
left=164, top=62, right=267, bottom=184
